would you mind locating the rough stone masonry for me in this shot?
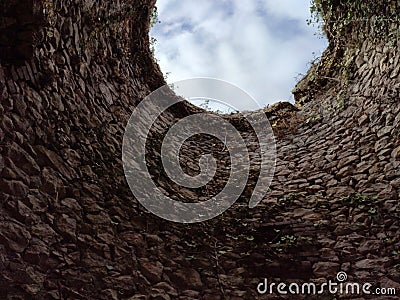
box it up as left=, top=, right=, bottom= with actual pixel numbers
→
left=0, top=0, right=399, bottom=299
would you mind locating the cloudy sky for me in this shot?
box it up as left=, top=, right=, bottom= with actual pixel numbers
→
left=150, top=0, right=328, bottom=111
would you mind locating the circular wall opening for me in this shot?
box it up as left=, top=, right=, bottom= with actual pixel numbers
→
left=150, top=0, right=328, bottom=112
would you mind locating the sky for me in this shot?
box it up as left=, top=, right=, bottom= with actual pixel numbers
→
left=150, top=0, right=328, bottom=111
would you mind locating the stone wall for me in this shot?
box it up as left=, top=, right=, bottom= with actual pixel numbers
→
left=0, top=0, right=36, bottom=64
left=0, top=0, right=399, bottom=299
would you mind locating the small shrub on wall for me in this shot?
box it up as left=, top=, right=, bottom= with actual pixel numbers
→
left=310, top=0, right=400, bottom=44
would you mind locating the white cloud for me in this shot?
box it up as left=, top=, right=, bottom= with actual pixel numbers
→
left=151, top=0, right=328, bottom=110
left=261, top=0, right=313, bottom=21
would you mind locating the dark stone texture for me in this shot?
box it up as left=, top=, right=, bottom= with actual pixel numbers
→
left=0, top=0, right=399, bottom=299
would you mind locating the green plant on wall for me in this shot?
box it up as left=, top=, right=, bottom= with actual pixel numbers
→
left=78, top=2, right=162, bottom=60
left=309, top=0, right=400, bottom=44
left=150, top=6, right=160, bottom=27
left=299, top=0, right=400, bottom=110
left=150, top=36, right=158, bottom=58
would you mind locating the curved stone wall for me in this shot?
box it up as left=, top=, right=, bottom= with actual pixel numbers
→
left=0, top=0, right=399, bottom=299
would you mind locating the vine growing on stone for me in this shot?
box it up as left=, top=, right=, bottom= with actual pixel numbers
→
left=309, top=0, right=400, bottom=44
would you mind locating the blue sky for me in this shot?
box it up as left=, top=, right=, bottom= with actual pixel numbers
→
left=150, top=0, right=328, bottom=110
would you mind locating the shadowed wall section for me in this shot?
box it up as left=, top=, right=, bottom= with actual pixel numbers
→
left=0, top=0, right=36, bottom=64
left=0, top=0, right=399, bottom=299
